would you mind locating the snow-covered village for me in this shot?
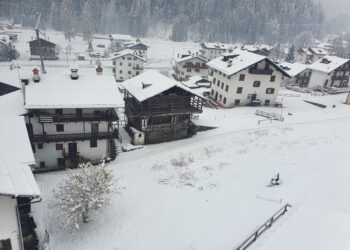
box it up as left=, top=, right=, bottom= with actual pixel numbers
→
left=1, top=0, right=350, bottom=250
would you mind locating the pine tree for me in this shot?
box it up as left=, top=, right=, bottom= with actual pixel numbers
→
left=81, top=0, right=93, bottom=42
left=286, top=45, right=295, bottom=62
left=63, top=0, right=74, bottom=42
left=51, top=159, right=116, bottom=229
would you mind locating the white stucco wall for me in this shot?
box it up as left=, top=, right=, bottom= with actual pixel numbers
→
left=200, top=48, right=226, bottom=61
left=114, top=56, right=145, bottom=82
left=0, top=196, right=20, bottom=250
left=308, top=70, right=329, bottom=88
left=209, top=61, right=282, bottom=108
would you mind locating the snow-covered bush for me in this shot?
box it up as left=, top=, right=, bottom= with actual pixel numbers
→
left=170, top=153, right=194, bottom=167
left=51, top=159, right=116, bottom=229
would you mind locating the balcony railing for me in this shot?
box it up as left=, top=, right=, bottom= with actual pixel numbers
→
left=30, top=131, right=120, bottom=143
left=248, top=68, right=273, bottom=75
left=133, top=66, right=143, bottom=70
left=37, top=112, right=118, bottom=123
left=331, top=75, right=349, bottom=81
left=182, top=64, right=208, bottom=69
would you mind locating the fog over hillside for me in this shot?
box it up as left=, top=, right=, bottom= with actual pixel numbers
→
left=0, top=0, right=324, bottom=43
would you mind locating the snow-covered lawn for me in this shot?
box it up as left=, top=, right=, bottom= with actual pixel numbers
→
left=3, top=27, right=350, bottom=250
left=32, top=92, right=350, bottom=250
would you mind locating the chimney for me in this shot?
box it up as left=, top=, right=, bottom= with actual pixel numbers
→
left=32, top=67, right=40, bottom=82
left=227, top=60, right=232, bottom=67
left=70, top=65, right=79, bottom=80
left=96, top=65, right=103, bottom=75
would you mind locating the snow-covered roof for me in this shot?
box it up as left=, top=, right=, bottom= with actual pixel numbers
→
left=0, top=116, right=40, bottom=197
left=182, top=76, right=210, bottom=89
left=112, top=49, right=146, bottom=62
left=279, top=62, right=308, bottom=77
left=109, top=34, right=133, bottom=41
left=200, top=42, right=232, bottom=50
left=241, top=44, right=273, bottom=52
left=0, top=69, right=22, bottom=88
left=309, top=47, right=328, bottom=55
left=121, top=70, right=204, bottom=102
left=175, top=54, right=207, bottom=63
left=298, top=48, right=313, bottom=56
left=25, top=72, right=124, bottom=109
left=0, top=90, right=26, bottom=116
left=123, top=41, right=149, bottom=49
left=308, top=56, right=350, bottom=74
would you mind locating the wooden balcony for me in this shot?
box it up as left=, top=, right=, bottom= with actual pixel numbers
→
left=331, top=75, right=349, bottom=81
left=183, top=64, right=208, bottom=69
left=249, top=68, right=273, bottom=75
left=30, top=131, right=120, bottom=143
left=37, top=111, right=118, bottom=123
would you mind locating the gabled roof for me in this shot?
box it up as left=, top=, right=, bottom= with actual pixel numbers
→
left=175, top=54, right=207, bottom=63
left=112, top=49, right=146, bottom=62
left=298, top=48, right=313, bottom=56
left=207, top=49, right=291, bottom=77
left=28, top=37, right=56, bottom=46
left=0, top=116, right=40, bottom=197
left=109, top=34, right=133, bottom=41
left=25, top=72, right=124, bottom=109
left=123, top=42, right=149, bottom=50
left=279, top=62, right=308, bottom=77
left=121, top=70, right=204, bottom=102
left=309, top=47, right=328, bottom=55
left=200, top=42, right=232, bottom=50
left=308, top=56, right=350, bottom=74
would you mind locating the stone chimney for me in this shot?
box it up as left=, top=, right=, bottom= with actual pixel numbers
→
left=32, top=67, right=40, bottom=82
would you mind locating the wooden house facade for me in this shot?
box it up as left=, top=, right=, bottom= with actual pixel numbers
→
left=29, top=38, right=59, bottom=60
left=122, top=71, right=203, bottom=144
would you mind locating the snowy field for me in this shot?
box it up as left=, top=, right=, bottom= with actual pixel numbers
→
left=2, top=27, right=350, bottom=249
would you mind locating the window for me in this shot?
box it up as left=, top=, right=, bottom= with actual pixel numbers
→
left=0, top=239, right=12, bottom=250
left=90, top=139, right=97, bottom=148
left=223, top=97, right=227, bottom=104
left=265, top=100, right=270, bottom=105
left=127, top=57, right=132, bottom=60
left=57, top=158, right=65, bottom=168
left=76, top=108, right=83, bottom=116
left=219, top=94, right=222, bottom=100
left=225, top=85, right=229, bottom=92
left=270, top=75, right=276, bottom=82
left=266, top=88, right=275, bottom=94
left=195, top=69, right=200, bottom=73
left=39, top=161, right=45, bottom=168
left=128, top=71, right=131, bottom=74
left=119, top=62, right=122, bottom=66
left=223, top=73, right=226, bottom=77
left=128, top=63, right=131, bottom=66
left=228, top=75, right=231, bottom=80
left=38, top=143, right=43, bottom=149
left=234, top=99, right=240, bottom=106
left=187, top=69, right=191, bottom=72
left=211, top=89, right=214, bottom=95
left=253, top=81, right=261, bottom=87
left=136, top=71, right=139, bottom=75
left=56, top=124, right=64, bottom=132
left=237, top=87, right=243, bottom=94
left=56, top=144, right=63, bottom=150
left=221, top=82, right=224, bottom=89
left=219, top=71, right=222, bottom=75
left=213, top=78, right=216, bottom=84
left=55, top=109, right=63, bottom=115
left=119, top=70, right=122, bottom=74
left=239, top=74, right=245, bottom=81
left=217, top=80, right=220, bottom=87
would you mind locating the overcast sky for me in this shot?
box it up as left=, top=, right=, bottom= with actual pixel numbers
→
left=319, top=0, right=350, bottom=18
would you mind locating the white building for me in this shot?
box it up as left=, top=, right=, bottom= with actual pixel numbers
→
left=0, top=116, right=41, bottom=250
left=122, top=41, right=149, bottom=59
left=207, top=50, right=289, bottom=107
left=307, top=56, right=350, bottom=89
left=173, top=54, right=209, bottom=81
left=296, top=47, right=330, bottom=64
left=113, top=49, right=146, bottom=82
left=199, top=42, right=234, bottom=61
left=24, top=68, right=124, bottom=169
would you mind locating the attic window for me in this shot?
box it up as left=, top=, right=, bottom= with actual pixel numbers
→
left=142, top=82, right=152, bottom=89
left=321, top=58, right=331, bottom=64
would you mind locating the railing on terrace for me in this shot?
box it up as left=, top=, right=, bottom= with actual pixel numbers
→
left=248, top=68, right=273, bottom=75
left=37, top=112, right=119, bottom=123
left=30, top=131, right=120, bottom=143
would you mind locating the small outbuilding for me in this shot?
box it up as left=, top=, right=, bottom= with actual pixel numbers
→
left=29, top=38, right=59, bottom=60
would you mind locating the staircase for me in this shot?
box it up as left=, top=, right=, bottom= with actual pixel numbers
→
left=109, top=139, right=122, bottom=161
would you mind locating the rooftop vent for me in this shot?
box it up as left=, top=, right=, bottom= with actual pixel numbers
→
left=142, top=82, right=152, bottom=89
left=222, top=54, right=238, bottom=62
left=320, top=58, right=331, bottom=64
